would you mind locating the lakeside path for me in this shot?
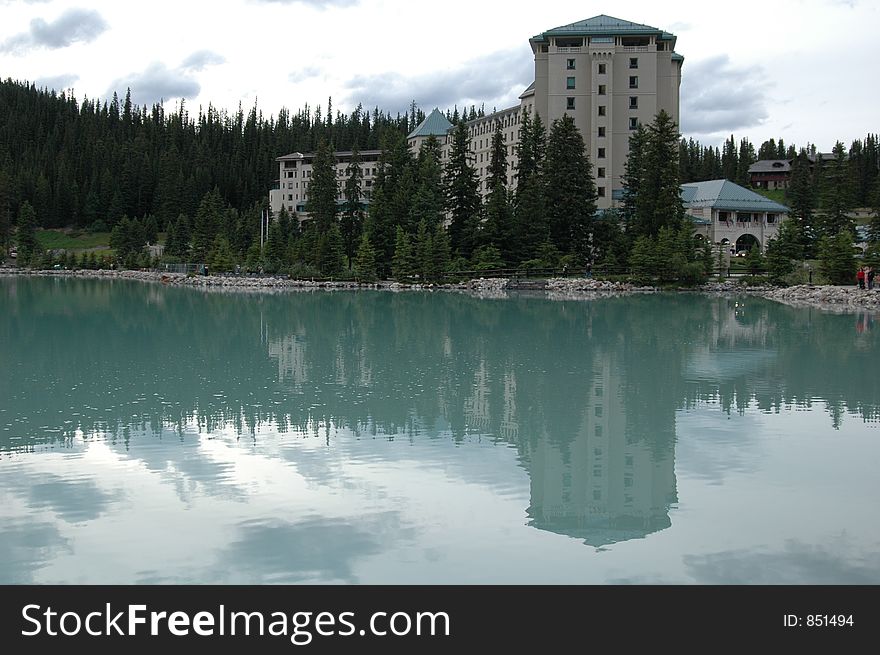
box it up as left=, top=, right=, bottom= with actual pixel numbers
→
left=2, top=268, right=879, bottom=312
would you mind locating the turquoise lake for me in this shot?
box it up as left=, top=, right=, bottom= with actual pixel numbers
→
left=1, top=277, right=878, bottom=584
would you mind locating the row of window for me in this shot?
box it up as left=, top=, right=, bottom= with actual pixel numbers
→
left=566, top=57, right=639, bottom=71
left=566, top=76, right=638, bottom=90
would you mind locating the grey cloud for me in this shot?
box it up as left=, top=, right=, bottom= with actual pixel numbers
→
left=252, top=0, right=359, bottom=7
left=34, top=73, right=79, bottom=91
left=344, top=47, right=533, bottom=114
left=0, top=8, right=108, bottom=54
left=181, top=50, right=226, bottom=72
left=288, top=66, right=322, bottom=84
left=107, top=62, right=200, bottom=107
left=680, top=54, right=769, bottom=139
left=0, top=522, right=69, bottom=584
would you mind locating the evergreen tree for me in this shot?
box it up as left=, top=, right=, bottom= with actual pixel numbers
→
left=365, top=130, right=411, bottom=276
left=483, top=125, right=512, bottom=262
left=410, top=136, right=444, bottom=231
left=744, top=242, right=764, bottom=275
left=736, top=138, right=756, bottom=186
left=143, top=214, right=159, bottom=244
left=621, top=124, right=647, bottom=225
left=341, top=144, right=364, bottom=268
left=444, top=121, right=481, bottom=258
left=353, top=233, right=378, bottom=282
left=544, top=114, right=596, bottom=262
left=265, top=219, right=286, bottom=271
left=513, top=111, right=546, bottom=262
left=787, top=153, right=817, bottom=256
left=868, top=178, right=880, bottom=243
left=392, top=226, right=416, bottom=280
left=15, top=201, right=39, bottom=266
left=721, top=135, right=738, bottom=181
left=819, top=141, right=855, bottom=237
left=0, top=168, right=12, bottom=254
left=764, top=236, right=795, bottom=284
left=818, top=230, right=857, bottom=285
left=208, top=235, right=237, bottom=272
left=305, top=138, right=338, bottom=235
left=632, top=110, right=684, bottom=239
left=191, top=188, right=224, bottom=261
left=317, top=224, right=345, bottom=277
left=430, top=223, right=451, bottom=281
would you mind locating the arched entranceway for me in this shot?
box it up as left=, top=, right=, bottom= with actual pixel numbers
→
left=735, top=234, right=760, bottom=253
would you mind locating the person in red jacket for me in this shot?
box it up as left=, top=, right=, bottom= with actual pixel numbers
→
left=856, top=267, right=866, bottom=289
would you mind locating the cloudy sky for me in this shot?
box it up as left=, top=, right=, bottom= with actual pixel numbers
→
left=0, top=0, right=876, bottom=149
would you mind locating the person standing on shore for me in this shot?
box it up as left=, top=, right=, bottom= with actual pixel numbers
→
left=868, top=266, right=875, bottom=290
left=857, top=267, right=865, bottom=289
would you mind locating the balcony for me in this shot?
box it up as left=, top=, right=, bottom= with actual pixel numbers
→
left=622, top=46, right=649, bottom=52
left=556, top=47, right=582, bottom=53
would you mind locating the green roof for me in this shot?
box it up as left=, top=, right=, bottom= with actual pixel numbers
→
left=681, top=180, right=790, bottom=213
left=534, top=14, right=671, bottom=40
left=407, top=108, right=452, bottom=139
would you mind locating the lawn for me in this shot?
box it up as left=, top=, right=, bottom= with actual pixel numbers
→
left=35, top=229, right=111, bottom=251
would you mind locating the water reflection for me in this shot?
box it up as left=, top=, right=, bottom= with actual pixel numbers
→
left=1, top=278, right=879, bottom=582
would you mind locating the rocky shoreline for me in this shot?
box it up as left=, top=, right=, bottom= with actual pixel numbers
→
left=2, top=268, right=878, bottom=311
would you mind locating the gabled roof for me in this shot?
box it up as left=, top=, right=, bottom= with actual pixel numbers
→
left=407, top=108, right=453, bottom=139
left=748, top=160, right=791, bottom=174
left=519, top=81, right=536, bottom=99
left=533, top=15, right=674, bottom=43
left=681, top=179, right=790, bottom=213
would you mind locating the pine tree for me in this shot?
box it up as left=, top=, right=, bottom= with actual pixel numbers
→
left=445, top=121, right=481, bottom=258
left=317, top=224, right=345, bottom=277
left=819, top=141, right=855, bottom=237
left=788, top=153, right=817, bottom=256
left=0, top=168, right=13, bottom=254
left=621, top=124, right=647, bottom=225
left=721, top=135, right=738, bottom=181
left=353, top=232, right=378, bottom=283
left=736, top=138, right=756, bottom=186
left=15, top=201, right=39, bottom=266
left=544, top=114, right=596, bottom=262
left=392, top=226, right=416, bottom=280
left=764, top=236, right=795, bottom=284
left=208, top=235, right=237, bottom=272
left=341, top=144, right=364, bottom=268
left=305, top=138, right=338, bottom=235
left=410, top=136, right=444, bottom=231
left=744, top=243, right=764, bottom=276
left=483, top=125, right=512, bottom=262
left=365, top=130, right=412, bottom=277
left=818, top=230, right=857, bottom=285
left=513, top=111, right=546, bottom=262
left=633, top=110, right=684, bottom=238
left=430, top=223, right=451, bottom=281
left=192, top=188, right=224, bottom=262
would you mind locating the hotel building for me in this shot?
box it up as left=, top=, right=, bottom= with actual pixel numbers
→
left=270, top=15, right=683, bottom=218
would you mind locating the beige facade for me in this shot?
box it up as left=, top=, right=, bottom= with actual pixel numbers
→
left=269, top=149, right=382, bottom=221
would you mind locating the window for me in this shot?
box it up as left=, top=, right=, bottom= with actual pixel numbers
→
left=597, top=167, right=606, bottom=178
left=594, top=425, right=602, bottom=436
left=598, top=148, right=606, bottom=158
left=598, top=84, right=606, bottom=95
left=595, top=406, right=603, bottom=417
left=629, top=117, right=638, bottom=130
left=597, top=105, right=606, bottom=116
left=625, top=455, right=634, bottom=467
left=629, top=57, right=638, bottom=69
left=566, top=58, right=575, bottom=70
left=566, top=76, right=576, bottom=89
left=598, top=63, right=606, bottom=74
left=598, top=186, right=605, bottom=197
left=597, top=126, right=606, bottom=137
left=629, top=76, right=638, bottom=88
left=593, top=490, right=602, bottom=501
left=566, top=97, right=575, bottom=110
left=629, top=96, right=638, bottom=109
left=767, top=213, right=777, bottom=224
left=287, top=194, right=292, bottom=201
